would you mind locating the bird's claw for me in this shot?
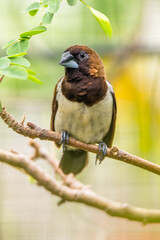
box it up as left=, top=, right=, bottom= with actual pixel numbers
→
left=95, top=142, right=107, bottom=165
left=60, top=130, right=69, bottom=153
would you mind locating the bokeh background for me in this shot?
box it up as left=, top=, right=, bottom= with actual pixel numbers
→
left=0, top=0, right=160, bottom=239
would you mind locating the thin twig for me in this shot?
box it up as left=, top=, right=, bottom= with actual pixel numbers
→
left=0, top=75, right=5, bottom=83
left=20, top=113, right=26, bottom=125
left=29, top=140, right=85, bottom=190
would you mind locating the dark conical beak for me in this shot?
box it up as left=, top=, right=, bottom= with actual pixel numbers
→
left=59, top=51, right=79, bottom=69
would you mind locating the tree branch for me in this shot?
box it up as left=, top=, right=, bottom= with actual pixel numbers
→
left=0, top=147, right=160, bottom=224
left=1, top=106, right=160, bottom=176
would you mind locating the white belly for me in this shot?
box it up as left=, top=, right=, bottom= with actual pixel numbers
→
left=55, top=81, right=113, bottom=144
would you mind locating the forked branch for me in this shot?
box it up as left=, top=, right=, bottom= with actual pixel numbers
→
left=0, top=146, right=160, bottom=224
left=1, top=105, right=160, bottom=224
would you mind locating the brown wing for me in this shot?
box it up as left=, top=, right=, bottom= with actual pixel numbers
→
left=103, top=90, right=117, bottom=148
left=50, top=78, right=63, bottom=148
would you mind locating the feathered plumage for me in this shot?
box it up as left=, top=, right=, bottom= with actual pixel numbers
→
left=51, top=45, right=117, bottom=175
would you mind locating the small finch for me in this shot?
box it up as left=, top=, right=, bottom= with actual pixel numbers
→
left=51, top=45, right=117, bottom=175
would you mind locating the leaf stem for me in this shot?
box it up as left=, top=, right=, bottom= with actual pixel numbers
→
left=0, top=75, right=5, bottom=84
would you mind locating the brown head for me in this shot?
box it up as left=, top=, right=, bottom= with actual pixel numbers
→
left=59, top=45, right=107, bottom=106
left=59, top=45, right=106, bottom=80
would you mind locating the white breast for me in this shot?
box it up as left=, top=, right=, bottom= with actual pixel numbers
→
left=55, top=78, right=113, bottom=144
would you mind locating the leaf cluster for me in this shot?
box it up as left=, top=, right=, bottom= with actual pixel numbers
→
left=25, top=0, right=112, bottom=36
left=0, top=0, right=112, bottom=85
left=0, top=26, right=47, bottom=84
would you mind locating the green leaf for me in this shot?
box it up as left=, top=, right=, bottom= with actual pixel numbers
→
left=29, top=9, right=39, bottom=16
left=20, top=26, right=47, bottom=38
left=19, top=37, right=31, bottom=41
left=1, top=65, right=28, bottom=80
left=9, top=57, right=30, bottom=68
left=2, top=39, right=18, bottom=50
left=48, top=0, right=61, bottom=13
left=25, top=2, right=40, bottom=12
left=42, top=12, right=54, bottom=24
left=88, top=7, right=112, bottom=38
left=80, top=0, right=112, bottom=38
left=27, top=69, right=36, bottom=75
left=7, top=40, right=29, bottom=56
left=8, top=52, right=28, bottom=58
left=67, top=0, right=77, bottom=6
left=28, top=74, right=43, bottom=85
left=0, top=57, right=10, bottom=69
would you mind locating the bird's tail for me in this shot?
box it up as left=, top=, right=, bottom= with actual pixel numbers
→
left=59, top=149, right=88, bottom=175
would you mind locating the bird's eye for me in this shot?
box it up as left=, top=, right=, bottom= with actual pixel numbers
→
left=78, top=51, right=88, bottom=61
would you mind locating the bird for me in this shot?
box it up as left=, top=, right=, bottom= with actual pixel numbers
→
left=50, top=45, right=117, bottom=175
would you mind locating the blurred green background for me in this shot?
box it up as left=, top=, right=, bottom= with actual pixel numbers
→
left=1, top=0, right=160, bottom=239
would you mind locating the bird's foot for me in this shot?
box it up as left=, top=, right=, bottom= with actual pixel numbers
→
left=95, top=142, right=107, bottom=165
left=60, top=130, right=69, bottom=153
